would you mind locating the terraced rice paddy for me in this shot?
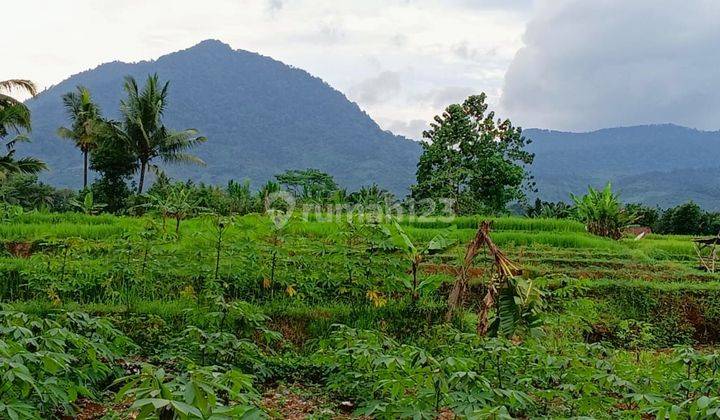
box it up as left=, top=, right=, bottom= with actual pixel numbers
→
left=3, top=211, right=720, bottom=418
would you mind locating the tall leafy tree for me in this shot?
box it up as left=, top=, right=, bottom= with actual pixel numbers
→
left=118, top=74, right=206, bottom=193
left=411, top=93, right=534, bottom=214
left=275, top=168, right=338, bottom=203
left=57, top=86, right=103, bottom=189
left=89, top=121, right=138, bottom=213
left=0, top=79, right=46, bottom=181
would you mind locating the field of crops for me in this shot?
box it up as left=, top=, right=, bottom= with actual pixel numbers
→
left=3, top=211, right=720, bottom=418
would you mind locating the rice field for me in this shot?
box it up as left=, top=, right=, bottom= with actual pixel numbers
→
left=3, top=210, right=720, bottom=418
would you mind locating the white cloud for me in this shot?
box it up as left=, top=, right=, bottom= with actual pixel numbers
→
left=349, top=71, right=402, bottom=105
left=381, top=118, right=429, bottom=140
left=501, top=0, right=720, bottom=131
left=2, top=0, right=529, bottom=136
left=417, top=86, right=478, bottom=109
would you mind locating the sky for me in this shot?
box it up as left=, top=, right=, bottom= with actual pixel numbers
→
left=3, top=0, right=719, bottom=138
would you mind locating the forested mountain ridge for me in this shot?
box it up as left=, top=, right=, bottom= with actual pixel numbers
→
left=19, top=40, right=720, bottom=208
left=21, top=39, right=421, bottom=194
left=525, top=124, right=720, bottom=209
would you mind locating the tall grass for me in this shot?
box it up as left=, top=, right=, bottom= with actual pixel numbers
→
left=0, top=223, right=128, bottom=241
left=14, top=211, right=122, bottom=225
left=402, top=226, right=622, bottom=250
left=399, top=215, right=587, bottom=233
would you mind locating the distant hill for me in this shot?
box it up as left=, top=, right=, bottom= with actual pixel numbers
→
left=19, top=40, right=720, bottom=209
left=21, top=39, right=421, bottom=195
left=525, top=124, right=720, bottom=209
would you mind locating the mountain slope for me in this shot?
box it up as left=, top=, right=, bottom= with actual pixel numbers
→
left=22, top=40, right=421, bottom=194
left=525, top=124, right=720, bottom=209
left=20, top=40, right=720, bottom=209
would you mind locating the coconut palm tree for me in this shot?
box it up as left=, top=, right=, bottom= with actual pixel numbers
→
left=0, top=79, right=36, bottom=136
left=0, top=79, right=46, bottom=181
left=57, top=86, right=103, bottom=189
left=0, top=79, right=37, bottom=107
left=118, top=74, right=206, bottom=193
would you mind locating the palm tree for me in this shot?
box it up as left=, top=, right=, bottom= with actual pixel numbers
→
left=0, top=79, right=36, bottom=136
left=0, top=79, right=37, bottom=107
left=0, top=80, right=46, bottom=181
left=57, top=86, right=103, bottom=189
left=118, top=74, right=206, bottom=193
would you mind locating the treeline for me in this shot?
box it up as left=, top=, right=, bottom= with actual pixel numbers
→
left=526, top=198, right=720, bottom=236
left=4, top=73, right=720, bottom=238
left=0, top=168, right=398, bottom=216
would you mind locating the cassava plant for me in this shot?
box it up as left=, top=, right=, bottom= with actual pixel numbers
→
left=210, top=214, right=231, bottom=283
left=113, top=364, right=261, bottom=419
left=262, top=217, right=287, bottom=295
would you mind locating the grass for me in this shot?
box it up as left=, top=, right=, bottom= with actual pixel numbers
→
left=1, top=210, right=714, bottom=343
left=398, top=215, right=587, bottom=232
left=4, top=210, right=720, bottom=418
left=0, top=221, right=129, bottom=241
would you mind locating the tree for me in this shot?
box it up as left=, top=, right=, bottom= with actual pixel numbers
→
left=0, top=79, right=36, bottom=110
left=89, top=121, right=138, bottom=213
left=625, top=203, right=660, bottom=229
left=226, top=180, right=261, bottom=214
left=0, top=79, right=46, bottom=181
left=657, top=202, right=704, bottom=235
left=0, top=174, right=75, bottom=211
left=275, top=168, right=338, bottom=203
left=411, top=93, right=534, bottom=214
left=57, top=86, right=103, bottom=189
left=349, top=184, right=396, bottom=207
left=118, top=74, right=206, bottom=193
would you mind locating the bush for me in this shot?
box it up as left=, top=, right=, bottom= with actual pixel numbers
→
left=655, top=201, right=720, bottom=235
left=0, top=174, right=77, bottom=212
left=625, top=203, right=660, bottom=228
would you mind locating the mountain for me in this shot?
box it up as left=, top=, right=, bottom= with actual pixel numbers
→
left=20, top=40, right=720, bottom=209
left=21, top=39, right=421, bottom=195
left=525, top=124, right=720, bottom=209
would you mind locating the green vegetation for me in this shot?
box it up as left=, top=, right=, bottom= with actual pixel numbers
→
left=57, top=86, right=103, bottom=189
left=571, top=183, right=636, bottom=239
left=0, top=79, right=46, bottom=181
left=115, top=74, right=206, bottom=194
left=412, top=93, right=534, bottom=214
left=2, top=208, right=720, bottom=418
left=5, top=73, right=720, bottom=419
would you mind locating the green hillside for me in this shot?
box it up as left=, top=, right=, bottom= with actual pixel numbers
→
left=20, top=40, right=421, bottom=195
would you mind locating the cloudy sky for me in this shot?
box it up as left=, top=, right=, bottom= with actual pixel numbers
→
left=3, top=0, right=719, bottom=137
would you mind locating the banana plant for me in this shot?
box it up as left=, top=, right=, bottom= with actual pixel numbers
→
left=445, top=221, right=543, bottom=338
left=69, top=191, right=106, bottom=215
left=143, top=183, right=201, bottom=235
left=392, top=219, right=455, bottom=301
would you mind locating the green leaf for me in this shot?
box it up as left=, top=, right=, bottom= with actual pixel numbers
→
left=427, top=233, right=455, bottom=253
left=132, top=398, right=171, bottom=410
left=170, top=400, right=203, bottom=417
